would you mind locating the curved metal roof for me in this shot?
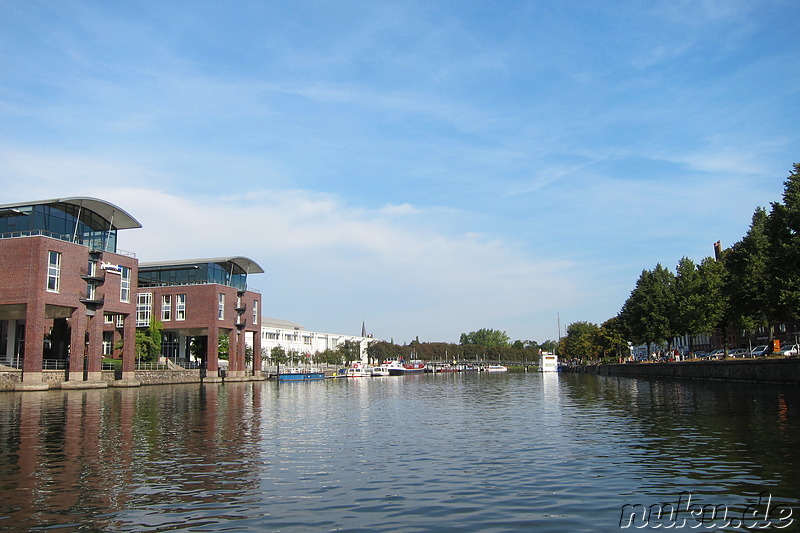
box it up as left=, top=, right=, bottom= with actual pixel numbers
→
left=0, top=196, right=142, bottom=229
left=139, top=256, right=265, bottom=274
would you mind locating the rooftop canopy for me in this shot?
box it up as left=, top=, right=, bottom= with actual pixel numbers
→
left=138, top=257, right=265, bottom=291
left=0, top=197, right=141, bottom=253
left=0, top=197, right=141, bottom=230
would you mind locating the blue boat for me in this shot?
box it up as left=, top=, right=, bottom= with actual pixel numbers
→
left=276, top=367, right=325, bottom=382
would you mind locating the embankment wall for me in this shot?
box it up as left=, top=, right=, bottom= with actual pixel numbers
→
left=574, top=358, right=800, bottom=384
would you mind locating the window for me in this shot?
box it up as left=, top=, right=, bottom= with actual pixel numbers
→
left=47, top=251, right=61, bottom=292
left=218, top=293, right=225, bottom=320
left=86, top=281, right=96, bottom=301
left=102, top=331, right=113, bottom=356
left=161, top=295, right=172, bottom=321
left=253, top=300, right=259, bottom=325
left=120, top=266, right=131, bottom=302
left=104, top=314, right=114, bottom=324
left=136, top=293, right=152, bottom=327
left=176, top=294, right=186, bottom=321
left=87, top=259, right=97, bottom=277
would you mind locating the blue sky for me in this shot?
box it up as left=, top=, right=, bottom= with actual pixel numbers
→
left=1, top=1, right=798, bottom=344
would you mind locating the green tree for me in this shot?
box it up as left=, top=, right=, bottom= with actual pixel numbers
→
left=726, top=207, right=776, bottom=343
left=270, top=345, right=289, bottom=365
left=561, top=321, right=600, bottom=362
left=459, top=328, right=510, bottom=348
left=338, top=340, right=361, bottom=364
left=595, top=316, right=628, bottom=360
left=767, top=163, right=800, bottom=320
left=135, top=318, right=163, bottom=362
left=618, top=264, right=676, bottom=353
left=218, top=333, right=229, bottom=360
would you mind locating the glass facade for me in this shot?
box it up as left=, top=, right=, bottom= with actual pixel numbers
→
left=139, top=261, right=249, bottom=290
left=0, top=203, right=119, bottom=252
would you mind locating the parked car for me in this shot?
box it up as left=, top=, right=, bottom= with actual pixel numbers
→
left=750, top=345, right=771, bottom=357
left=776, top=344, right=799, bottom=357
left=729, top=348, right=749, bottom=358
left=706, top=349, right=725, bottom=360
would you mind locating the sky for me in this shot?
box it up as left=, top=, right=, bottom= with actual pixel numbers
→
left=1, top=1, right=798, bottom=345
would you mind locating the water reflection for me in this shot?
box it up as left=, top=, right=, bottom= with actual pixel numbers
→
left=0, top=374, right=797, bottom=532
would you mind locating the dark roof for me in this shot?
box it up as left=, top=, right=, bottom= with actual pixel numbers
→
left=0, top=197, right=141, bottom=230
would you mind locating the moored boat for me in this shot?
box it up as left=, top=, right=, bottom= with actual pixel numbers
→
left=369, top=365, right=390, bottom=377
left=345, top=361, right=370, bottom=377
left=276, top=367, right=325, bottom=381
left=383, top=359, right=426, bottom=376
left=484, top=364, right=508, bottom=372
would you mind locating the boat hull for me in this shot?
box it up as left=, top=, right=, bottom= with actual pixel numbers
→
left=277, top=372, right=325, bottom=382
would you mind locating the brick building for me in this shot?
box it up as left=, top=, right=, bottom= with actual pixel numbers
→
left=0, top=197, right=141, bottom=390
left=137, top=257, right=264, bottom=379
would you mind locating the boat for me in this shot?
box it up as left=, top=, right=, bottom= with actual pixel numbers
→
left=383, top=359, right=426, bottom=376
left=484, top=364, right=508, bottom=372
left=345, top=361, right=370, bottom=377
left=276, top=367, right=325, bottom=381
left=539, top=353, right=559, bottom=372
left=369, top=365, right=390, bottom=377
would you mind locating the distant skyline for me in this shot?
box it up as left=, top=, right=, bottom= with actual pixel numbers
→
left=1, top=1, right=798, bottom=344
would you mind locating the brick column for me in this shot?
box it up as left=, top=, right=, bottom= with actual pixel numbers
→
left=121, top=313, right=136, bottom=381
left=21, top=298, right=46, bottom=386
left=68, top=307, right=87, bottom=382
left=85, top=312, right=103, bottom=382
left=253, top=328, right=263, bottom=376
left=206, top=328, right=219, bottom=378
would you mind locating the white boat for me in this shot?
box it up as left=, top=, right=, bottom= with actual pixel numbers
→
left=345, top=361, right=370, bottom=377
left=484, top=364, right=508, bottom=372
left=539, top=353, right=559, bottom=372
left=369, top=365, right=390, bottom=377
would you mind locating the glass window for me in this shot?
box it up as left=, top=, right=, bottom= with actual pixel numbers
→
left=136, top=293, right=152, bottom=327
left=176, top=294, right=186, bottom=321
left=86, top=282, right=96, bottom=301
left=47, top=251, right=61, bottom=292
left=253, top=300, right=258, bottom=325
left=161, top=294, right=172, bottom=321
left=218, top=293, right=225, bottom=320
left=120, top=266, right=131, bottom=302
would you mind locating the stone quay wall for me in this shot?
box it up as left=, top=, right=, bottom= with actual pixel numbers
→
left=574, top=358, right=800, bottom=384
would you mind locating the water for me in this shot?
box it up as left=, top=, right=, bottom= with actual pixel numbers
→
left=0, top=373, right=798, bottom=532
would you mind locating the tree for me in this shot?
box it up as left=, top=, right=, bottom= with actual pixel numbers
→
left=673, top=256, right=723, bottom=350
left=726, top=207, right=776, bottom=343
left=218, top=333, right=229, bottom=360
left=270, top=345, right=289, bottom=365
left=595, top=317, right=628, bottom=360
left=459, top=328, right=510, bottom=348
left=561, top=321, right=600, bottom=362
left=618, top=264, right=675, bottom=353
left=338, top=340, right=361, bottom=364
left=135, top=318, right=163, bottom=362
left=767, top=163, right=800, bottom=320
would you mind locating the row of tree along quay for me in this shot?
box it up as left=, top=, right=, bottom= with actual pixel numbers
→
left=268, top=328, right=559, bottom=369
left=559, top=162, right=800, bottom=366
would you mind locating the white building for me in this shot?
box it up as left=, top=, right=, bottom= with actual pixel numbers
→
left=257, top=317, right=376, bottom=364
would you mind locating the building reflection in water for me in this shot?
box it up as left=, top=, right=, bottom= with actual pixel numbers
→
left=0, top=383, right=264, bottom=532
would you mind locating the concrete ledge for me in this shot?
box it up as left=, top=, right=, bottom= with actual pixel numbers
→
left=14, top=382, right=50, bottom=391
left=60, top=380, right=108, bottom=390
left=109, top=379, right=141, bottom=388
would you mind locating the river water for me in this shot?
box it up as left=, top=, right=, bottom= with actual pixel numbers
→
left=0, top=372, right=798, bottom=532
